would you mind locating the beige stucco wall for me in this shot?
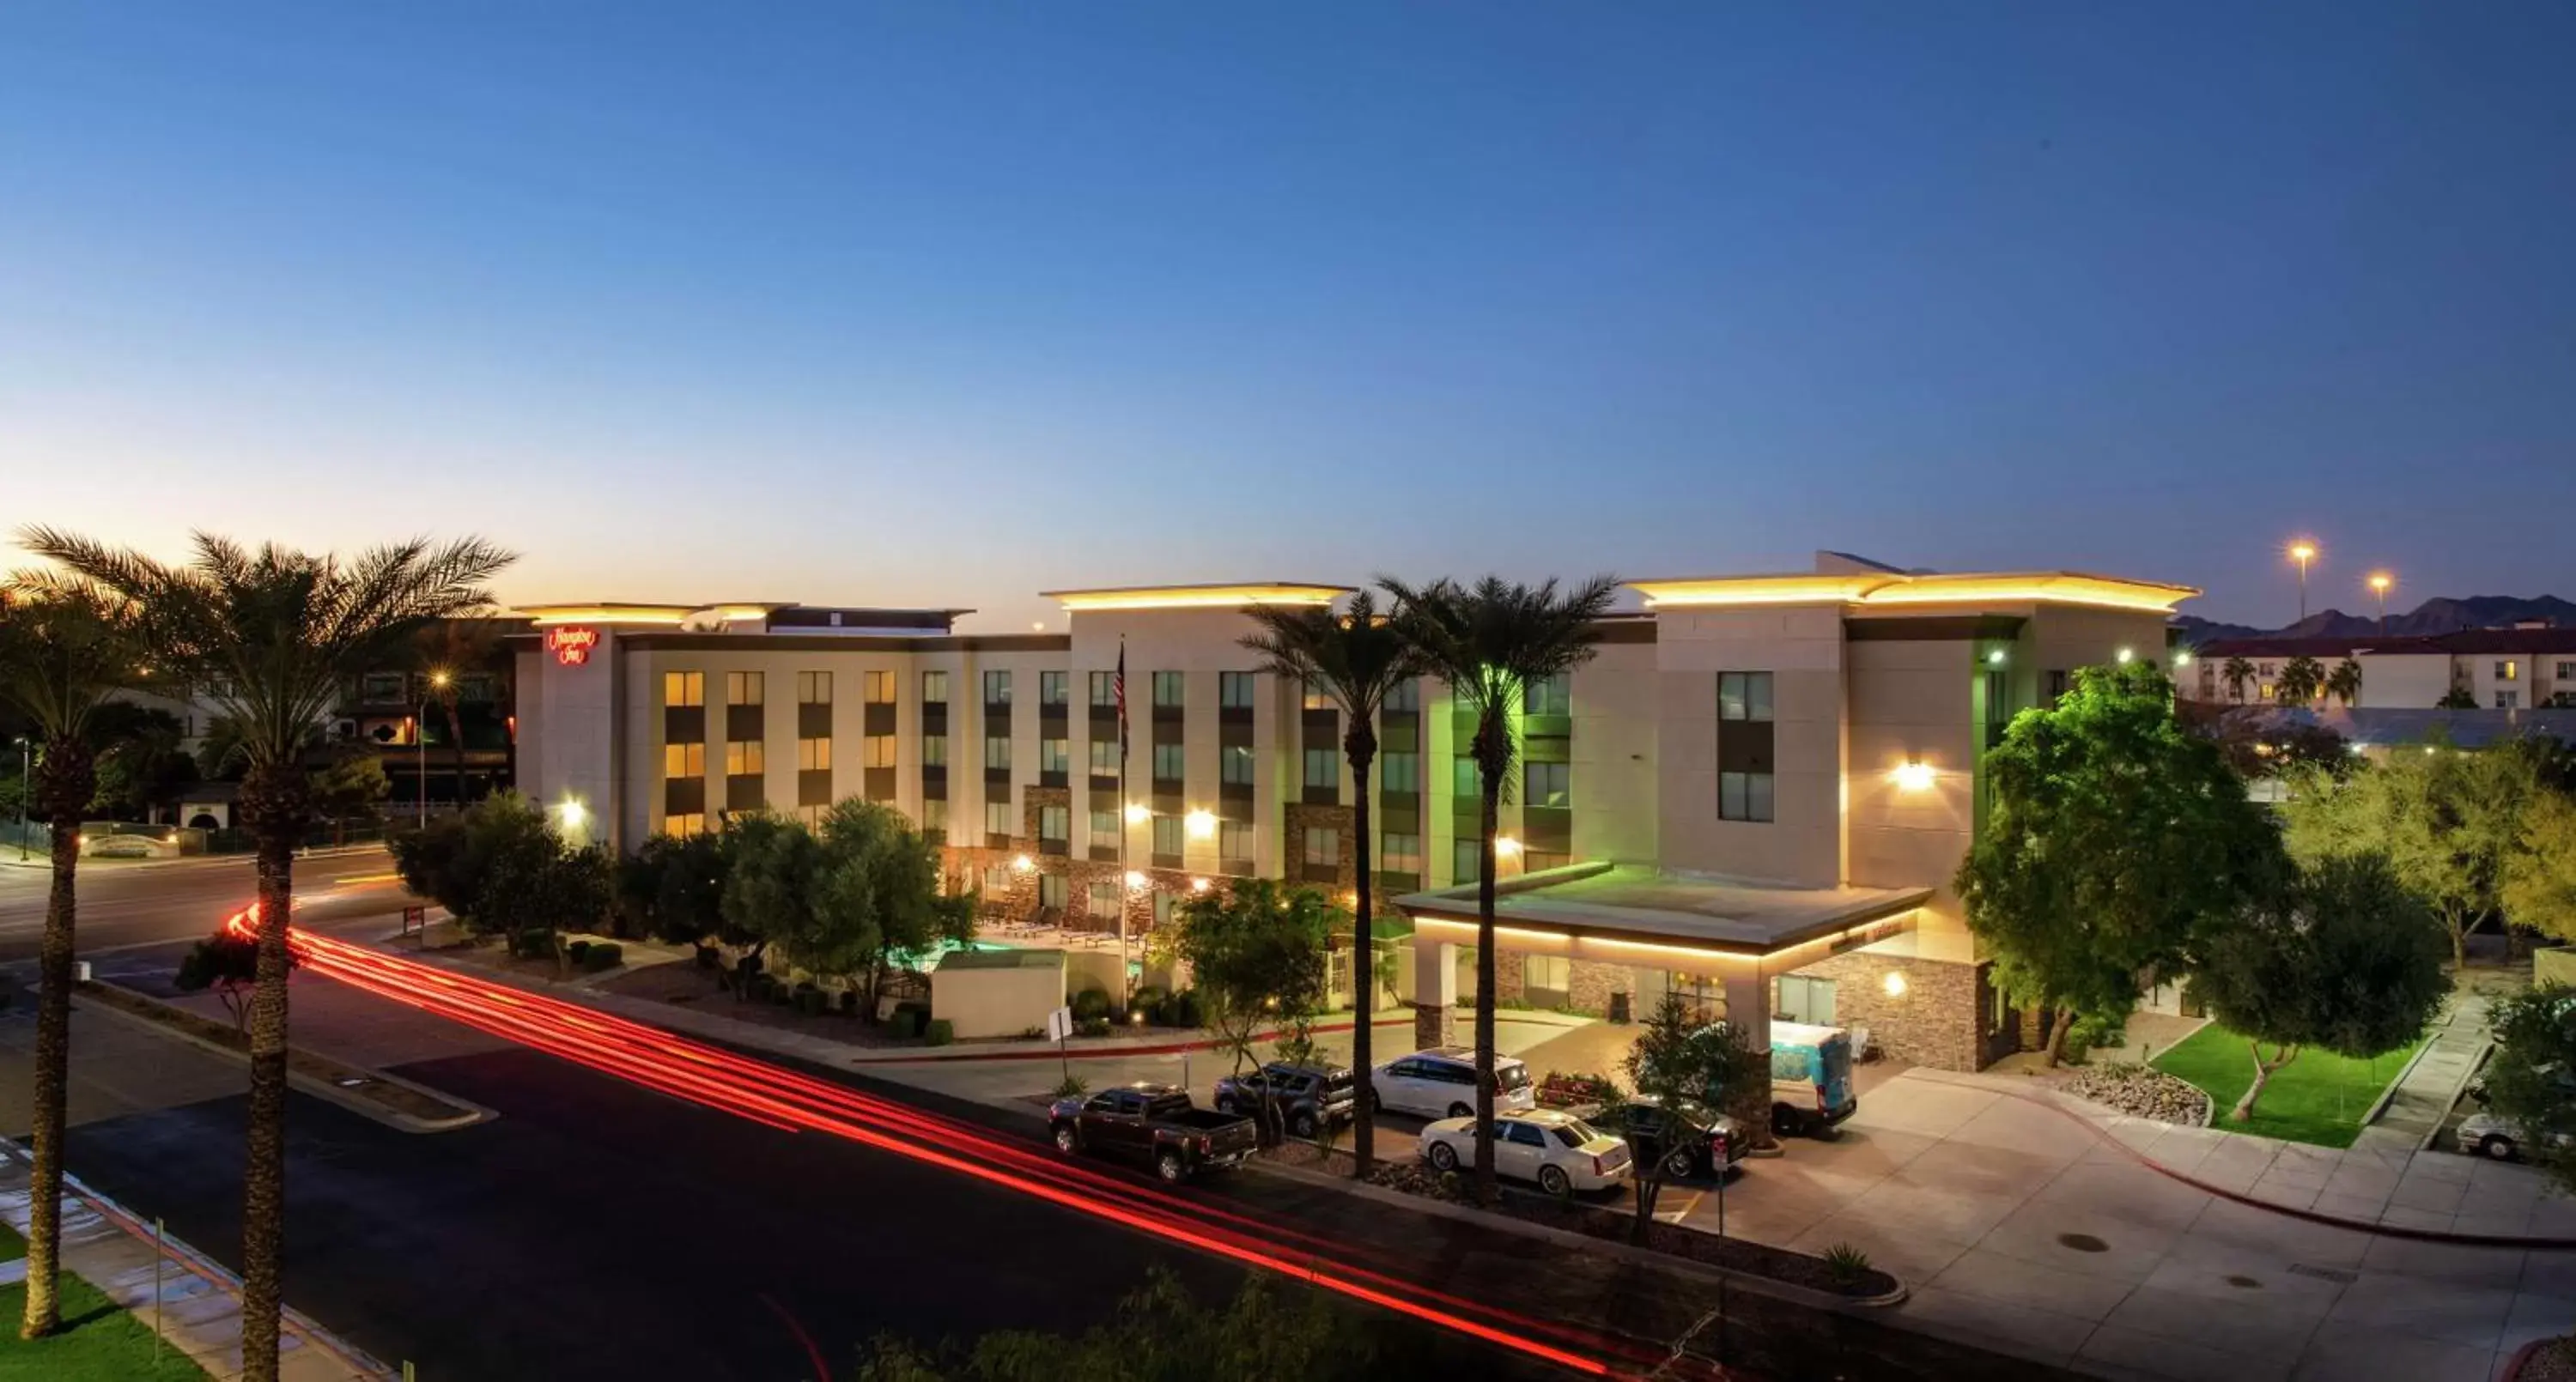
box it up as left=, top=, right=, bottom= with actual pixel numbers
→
left=1844, top=637, right=1978, bottom=955
left=933, top=957, right=1067, bottom=1040
left=1571, top=639, right=1662, bottom=865
left=1651, top=604, right=1845, bottom=885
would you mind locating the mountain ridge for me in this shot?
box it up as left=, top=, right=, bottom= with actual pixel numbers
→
left=2176, top=595, right=2576, bottom=643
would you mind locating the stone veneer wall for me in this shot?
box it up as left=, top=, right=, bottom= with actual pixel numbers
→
left=1282, top=802, right=1356, bottom=894
left=1488, top=950, right=1631, bottom=1020
left=1794, top=949, right=1984, bottom=1072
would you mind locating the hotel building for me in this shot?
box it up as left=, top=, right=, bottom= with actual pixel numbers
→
left=510, top=553, right=2195, bottom=1078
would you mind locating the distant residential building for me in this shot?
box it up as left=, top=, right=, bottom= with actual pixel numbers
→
left=2186, top=626, right=2576, bottom=711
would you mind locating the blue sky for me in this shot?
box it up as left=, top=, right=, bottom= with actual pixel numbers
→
left=5, top=3, right=2571, bottom=631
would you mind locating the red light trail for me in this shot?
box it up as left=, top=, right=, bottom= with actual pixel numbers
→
left=231, top=909, right=1690, bottom=1379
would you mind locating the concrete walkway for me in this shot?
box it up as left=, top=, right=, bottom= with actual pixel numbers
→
left=2354, top=986, right=2494, bottom=1156
left=0, top=1151, right=392, bottom=1380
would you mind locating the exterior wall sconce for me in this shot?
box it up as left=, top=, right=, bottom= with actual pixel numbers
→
left=1493, top=836, right=1522, bottom=858
left=1012, top=853, right=1035, bottom=872
left=1883, top=970, right=1908, bottom=997
left=1123, top=803, right=1151, bottom=824
left=1184, top=809, right=1218, bottom=840
left=1890, top=761, right=1936, bottom=792
left=1123, top=870, right=1147, bottom=889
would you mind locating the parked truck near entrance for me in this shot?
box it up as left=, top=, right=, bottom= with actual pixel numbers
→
left=1048, top=1083, right=1259, bottom=1182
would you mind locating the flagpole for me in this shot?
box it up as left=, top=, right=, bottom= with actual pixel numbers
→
left=1116, top=639, right=1132, bottom=1009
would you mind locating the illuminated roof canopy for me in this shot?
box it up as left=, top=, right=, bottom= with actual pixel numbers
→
left=1627, top=571, right=2198, bottom=615
left=516, top=602, right=787, bottom=627
left=1042, top=583, right=1355, bottom=612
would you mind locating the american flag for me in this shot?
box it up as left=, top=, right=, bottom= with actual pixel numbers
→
left=1114, top=639, right=1127, bottom=772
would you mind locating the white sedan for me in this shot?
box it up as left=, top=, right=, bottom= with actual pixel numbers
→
left=1419, top=1109, right=1632, bottom=1197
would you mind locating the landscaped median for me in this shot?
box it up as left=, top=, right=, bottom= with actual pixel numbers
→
left=0, top=1220, right=209, bottom=1381
left=75, top=979, right=489, bottom=1132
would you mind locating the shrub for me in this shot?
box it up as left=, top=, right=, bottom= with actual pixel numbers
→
left=1020, top=1026, right=1048, bottom=1040
left=1053, top=1074, right=1089, bottom=1098
left=885, top=1009, right=920, bottom=1040
left=581, top=943, right=622, bottom=973
left=1076, top=1015, right=1112, bottom=1038
left=1823, top=1242, right=1874, bottom=1290
left=1129, top=985, right=1168, bottom=1014
left=795, top=987, right=827, bottom=1015
left=566, top=939, right=593, bottom=964
left=837, top=989, right=860, bottom=1015
left=694, top=945, right=721, bottom=970
left=1071, top=986, right=1114, bottom=1022
left=512, top=927, right=555, bottom=960
left=925, top=1018, right=953, bottom=1046
left=769, top=978, right=794, bottom=1005
left=1170, top=989, right=1204, bottom=1028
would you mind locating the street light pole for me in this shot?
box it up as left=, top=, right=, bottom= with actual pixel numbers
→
left=2369, top=573, right=2394, bottom=637
left=15, top=738, right=29, bottom=863
left=2288, top=541, right=2318, bottom=623
left=416, top=699, right=428, bottom=831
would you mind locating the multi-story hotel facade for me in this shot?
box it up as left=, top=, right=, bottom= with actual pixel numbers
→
left=510, top=553, right=2195, bottom=1076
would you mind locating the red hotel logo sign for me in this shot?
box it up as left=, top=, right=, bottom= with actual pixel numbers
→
left=545, top=626, right=600, bottom=667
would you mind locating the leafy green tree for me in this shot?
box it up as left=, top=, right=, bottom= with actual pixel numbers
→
left=2191, top=854, right=2449, bottom=1121
left=1622, top=991, right=1766, bottom=1240
left=1238, top=589, right=1425, bottom=1178
left=2203, top=717, right=2352, bottom=784
left=617, top=828, right=732, bottom=946
left=2221, top=656, right=2255, bottom=704
left=720, top=812, right=822, bottom=979
left=19, top=526, right=513, bottom=1382
left=2437, top=687, right=2480, bottom=710
left=2280, top=735, right=2543, bottom=966
left=1170, top=877, right=1335, bottom=1114
left=2275, top=655, right=2326, bottom=705
left=392, top=791, right=608, bottom=943
left=854, top=1265, right=1373, bottom=1382
left=811, top=798, right=976, bottom=1019
left=310, top=748, right=391, bottom=838
left=81, top=701, right=196, bottom=821
left=174, top=929, right=302, bottom=1035
left=1384, top=573, right=1618, bottom=1205
left=2327, top=658, right=2363, bottom=706
left=0, top=577, right=143, bottom=1340
left=2504, top=787, right=2576, bottom=943
left=2482, top=986, right=2576, bottom=1191
left=1958, top=661, right=2284, bottom=1064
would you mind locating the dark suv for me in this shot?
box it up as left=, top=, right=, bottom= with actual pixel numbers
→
left=1612, top=1098, right=1747, bottom=1180
left=1212, top=1063, right=1357, bottom=1139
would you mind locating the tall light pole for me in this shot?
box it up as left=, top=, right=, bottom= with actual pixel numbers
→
left=2368, top=572, right=2394, bottom=636
left=416, top=669, right=452, bottom=829
left=2287, top=540, right=2319, bottom=623
left=13, top=737, right=29, bottom=863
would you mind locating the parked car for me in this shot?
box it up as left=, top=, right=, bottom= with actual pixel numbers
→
left=1609, top=1097, right=1747, bottom=1180
left=1048, top=1083, right=1259, bottom=1182
left=2458, top=1107, right=2567, bottom=1161
left=1213, top=1063, right=1357, bottom=1138
left=1419, top=1109, right=1632, bottom=1197
left=1371, top=1047, right=1536, bottom=1119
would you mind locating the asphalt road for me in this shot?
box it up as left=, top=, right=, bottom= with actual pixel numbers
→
left=61, top=1046, right=1560, bottom=1382
left=0, top=846, right=413, bottom=961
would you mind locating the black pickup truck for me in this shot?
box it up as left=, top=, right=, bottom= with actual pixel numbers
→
left=1048, top=1083, right=1260, bottom=1182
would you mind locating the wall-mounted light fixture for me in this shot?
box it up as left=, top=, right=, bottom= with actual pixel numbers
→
left=1123, top=803, right=1151, bottom=824
left=1184, top=809, right=1218, bottom=840
left=1493, top=836, right=1522, bottom=858
left=1883, top=971, right=1909, bottom=997
left=1012, top=853, right=1035, bottom=872
left=1124, top=870, right=1147, bottom=889
left=1890, top=761, right=1936, bottom=792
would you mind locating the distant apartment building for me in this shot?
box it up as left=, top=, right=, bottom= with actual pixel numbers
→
left=508, top=554, right=2196, bottom=1074
left=2186, top=627, right=2576, bottom=710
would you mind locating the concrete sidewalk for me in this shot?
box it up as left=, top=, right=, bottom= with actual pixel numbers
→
left=2354, top=987, right=2493, bottom=1155
left=0, top=1151, right=392, bottom=1380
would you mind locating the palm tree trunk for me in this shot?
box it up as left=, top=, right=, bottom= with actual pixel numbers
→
left=1473, top=775, right=1501, bottom=1209
left=19, top=807, right=80, bottom=1339
left=443, top=698, right=468, bottom=809
left=237, top=765, right=305, bottom=1382
left=1346, top=729, right=1377, bottom=1179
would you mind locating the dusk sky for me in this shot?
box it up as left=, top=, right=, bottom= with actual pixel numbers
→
left=5, top=3, right=2571, bottom=632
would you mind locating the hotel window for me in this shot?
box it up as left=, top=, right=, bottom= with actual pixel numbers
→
left=361, top=671, right=404, bottom=703
left=984, top=736, right=1012, bottom=770
left=1040, top=671, right=1068, bottom=706
left=726, top=671, right=763, bottom=706
left=921, top=670, right=949, bottom=704
left=1384, top=678, right=1419, bottom=713
left=664, top=813, right=704, bottom=837
left=864, top=670, right=895, bottom=704
left=2560, top=662, right=2576, bottom=681
left=862, top=736, right=895, bottom=768
left=981, top=864, right=1012, bottom=894
left=2257, top=663, right=2276, bottom=677
left=1718, top=671, right=1774, bottom=823
left=1524, top=672, right=1571, bottom=716
left=1452, top=757, right=1481, bottom=797
left=798, top=671, right=831, bottom=705
left=1087, top=882, right=1122, bottom=918
left=1381, top=751, right=1419, bottom=793
left=2498, top=691, right=2520, bottom=709
left=663, top=743, right=706, bottom=778
left=1221, top=743, right=1256, bottom=785
left=921, top=734, right=947, bottom=766
left=1153, top=890, right=1175, bottom=929
left=796, top=804, right=826, bottom=827
left=1452, top=839, right=1485, bottom=884
left=1039, top=805, right=1069, bottom=845
left=1090, top=670, right=1117, bottom=707
left=1302, top=827, right=1339, bottom=868
left=1220, top=672, right=1255, bottom=709
left=1089, top=808, right=1120, bottom=840
left=1039, top=873, right=1067, bottom=909
left=1777, top=974, right=1838, bottom=1026
left=1302, top=680, right=1334, bottom=711
left=1040, top=737, right=1070, bottom=776
left=1524, top=955, right=1571, bottom=1007
left=799, top=737, right=833, bottom=771
left=1303, top=749, right=1338, bottom=793
left=1382, top=832, right=1422, bottom=873
left=665, top=671, right=704, bottom=707
left=1218, top=820, right=1255, bottom=868
left=919, top=798, right=948, bottom=838
left=1152, top=814, right=1183, bottom=858
left=1088, top=740, right=1121, bottom=776
left=726, top=740, right=765, bottom=775
left=1153, top=671, right=1184, bottom=707
left=1525, top=761, right=1569, bottom=809
left=982, top=670, right=1012, bottom=706
left=984, top=799, right=1013, bottom=838
left=1151, top=742, right=1185, bottom=781
left=2498, top=660, right=2519, bottom=682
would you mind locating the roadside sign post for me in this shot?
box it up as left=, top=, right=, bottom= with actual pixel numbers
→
left=152, top=1216, right=164, bottom=1358
left=1046, top=1005, right=1075, bottom=1085
left=403, top=904, right=427, bottom=947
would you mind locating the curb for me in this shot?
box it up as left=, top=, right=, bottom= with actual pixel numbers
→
left=2502, top=1335, right=2562, bottom=1380
left=74, top=986, right=494, bottom=1134
left=0, top=1141, right=398, bottom=1380
left=1246, top=1155, right=1908, bottom=1312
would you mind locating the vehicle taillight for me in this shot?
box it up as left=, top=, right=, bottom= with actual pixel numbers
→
left=1193, top=1136, right=1209, bottom=1155
left=1593, top=1152, right=1612, bottom=1175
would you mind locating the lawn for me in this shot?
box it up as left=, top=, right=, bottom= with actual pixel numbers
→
left=2150, top=1021, right=2428, bottom=1149
left=0, top=1219, right=209, bottom=1380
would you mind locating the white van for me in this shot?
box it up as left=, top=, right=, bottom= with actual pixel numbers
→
left=1370, top=1047, right=1536, bottom=1119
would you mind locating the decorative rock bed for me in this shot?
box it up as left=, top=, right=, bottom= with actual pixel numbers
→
left=2063, top=1060, right=2211, bottom=1126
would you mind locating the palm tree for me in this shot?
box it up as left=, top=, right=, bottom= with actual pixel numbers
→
left=2221, top=657, right=2255, bottom=704
left=18, top=530, right=513, bottom=1381
left=2277, top=655, right=2326, bottom=705
left=1239, top=591, right=1426, bottom=1179
left=1382, top=573, right=1618, bottom=1207
left=413, top=617, right=500, bottom=809
left=2327, top=658, right=2363, bottom=707
left=0, top=579, right=142, bottom=1339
